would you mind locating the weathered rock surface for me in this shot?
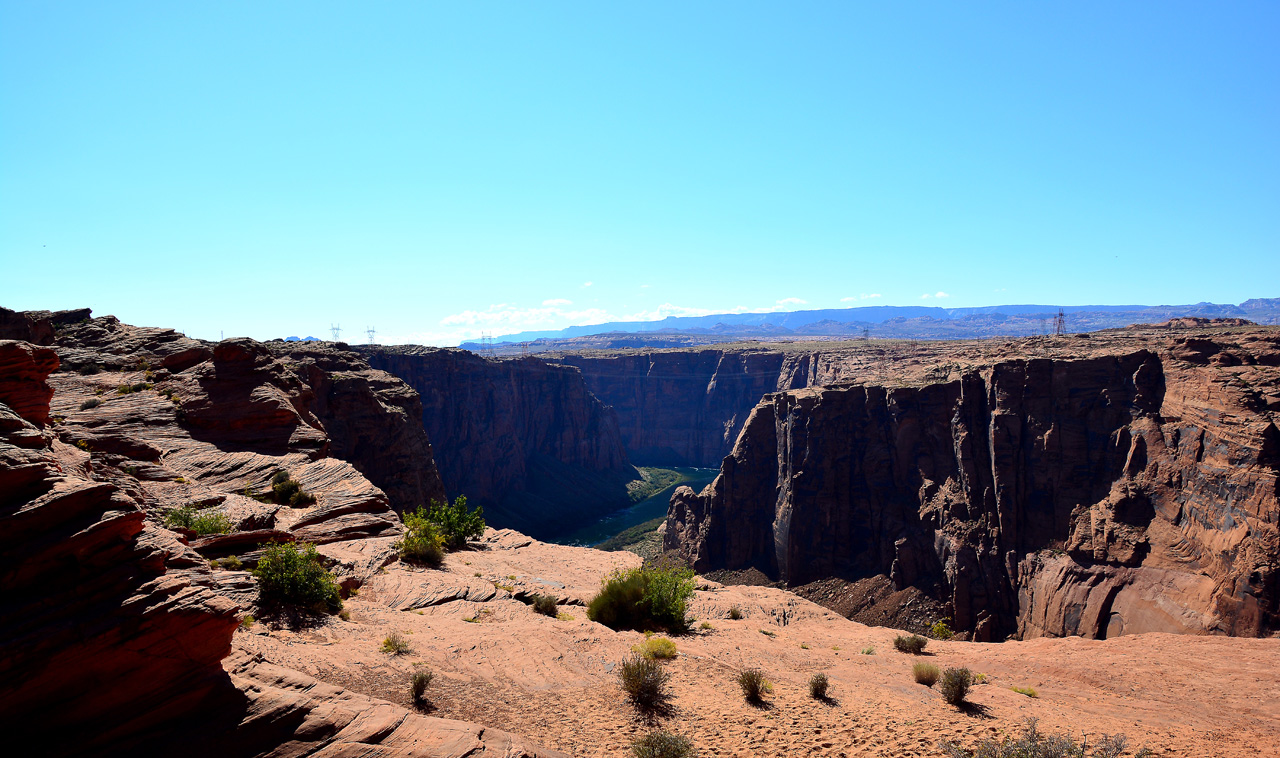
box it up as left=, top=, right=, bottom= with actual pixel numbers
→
left=665, top=327, right=1280, bottom=640
left=359, top=346, right=636, bottom=538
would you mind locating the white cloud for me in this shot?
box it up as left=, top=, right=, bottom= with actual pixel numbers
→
left=640, top=284, right=650, bottom=289
left=581, top=281, right=593, bottom=288
left=934, top=291, right=950, bottom=299
left=621, top=303, right=716, bottom=321
left=776, top=297, right=807, bottom=306
left=542, top=298, right=572, bottom=306
left=921, top=293, right=932, bottom=299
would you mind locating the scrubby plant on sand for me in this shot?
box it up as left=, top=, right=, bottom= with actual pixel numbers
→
left=1011, top=685, right=1039, bottom=698
left=617, top=654, right=673, bottom=712
left=894, top=634, right=927, bottom=654
left=913, top=662, right=940, bottom=687
left=253, top=541, right=343, bottom=614
left=425, top=495, right=486, bottom=549
left=929, top=618, right=955, bottom=640
left=531, top=594, right=559, bottom=617
left=633, top=634, right=678, bottom=659
left=381, top=631, right=411, bottom=655
left=164, top=505, right=233, bottom=536
left=737, top=668, right=772, bottom=702
left=588, top=562, right=695, bottom=634
left=268, top=470, right=316, bottom=506
left=728, top=605, right=744, bottom=620
left=411, top=668, right=434, bottom=704
left=808, top=672, right=830, bottom=699
left=631, top=730, right=696, bottom=758
left=941, top=718, right=1152, bottom=758
left=396, top=508, right=446, bottom=565
left=939, top=667, right=973, bottom=706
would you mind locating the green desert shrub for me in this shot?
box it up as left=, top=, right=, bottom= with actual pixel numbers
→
left=631, top=730, right=696, bottom=758
left=913, top=662, right=940, bottom=687
left=164, top=505, right=233, bottom=535
left=736, top=668, right=772, bottom=702
left=929, top=618, right=955, bottom=640
left=894, top=634, right=928, bottom=654
left=531, top=594, right=559, bottom=617
left=617, top=654, right=672, bottom=711
left=396, top=509, right=446, bottom=565
left=941, top=719, right=1151, bottom=758
left=1011, top=685, right=1039, bottom=698
left=633, top=635, right=678, bottom=660
left=253, top=541, right=343, bottom=614
left=425, top=495, right=486, bottom=549
left=381, top=631, right=411, bottom=655
left=411, top=668, right=434, bottom=704
left=939, top=667, right=973, bottom=706
left=221, top=555, right=243, bottom=570
left=808, top=672, right=830, bottom=699
left=270, top=470, right=316, bottom=506
left=588, top=564, right=695, bottom=634
left=79, top=397, right=102, bottom=411
left=728, top=605, right=744, bottom=620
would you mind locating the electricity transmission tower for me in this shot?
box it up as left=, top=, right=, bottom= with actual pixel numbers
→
left=366, top=326, right=376, bottom=345
left=1053, top=309, right=1066, bottom=336
left=330, top=323, right=342, bottom=342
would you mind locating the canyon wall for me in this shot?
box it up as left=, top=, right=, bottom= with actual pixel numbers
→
left=360, top=347, right=636, bottom=539
left=664, top=329, right=1280, bottom=641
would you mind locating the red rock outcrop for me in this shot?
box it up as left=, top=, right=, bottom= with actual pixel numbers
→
left=360, top=346, right=636, bottom=538
left=665, top=328, right=1280, bottom=640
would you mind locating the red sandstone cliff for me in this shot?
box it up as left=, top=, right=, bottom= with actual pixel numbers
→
left=360, top=346, right=636, bottom=538
left=665, top=328, right=1280, bottom=641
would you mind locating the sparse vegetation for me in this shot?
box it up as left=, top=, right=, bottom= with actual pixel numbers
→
left=221, top=555, right=243, bottom=570
left=913, top=662, right=940, bottom=687
left=116, top=381, right=153, bottom=395
left=759, top=628, right=775, bottom=637
left=253, top=541, right=343, bottom=614
left=587, top=563, right=695, bottom=634
left=699, top=621, right=714, bottom=631
left=799, top=642, right=810, bottom=649
left=737, top=668, right=772, bottom=702
left=556, top=612, right=574, bottom=621
left=727, top=605, right=744, bottom=620
left=941, top=719, right=1152, bottom=758
left=808, top=672, right=829, bottom=699
left=617, top=654, right=672, bottom=711
left=939, top=667, right=973, bottom=706
left=1011, top=685, right=1039, bottom=698
left=79, top=398, right=102, bottom=411
left=531, top=594, right=559, bottom=617
left=164, top=505, right=233, bottom=535
left=633, top=636, right=678, bottom=660
left=631, top=730, right=696, bottom=758
left=894, top=634, right=928, bottom=654
left=929, top=618, right=955, bottom=640
left=239, top=614, right=255, bottom=629
left=269, top=470, right=316, bottom=506
left=861, top=646, right=875, bottom=655
left=424, top=495, right=486, bottom=549
left=396, top=508, right=446, bottom=565
left=411, top=669, right=434, bottom=704
left=381, top=632, right=411, bottom=655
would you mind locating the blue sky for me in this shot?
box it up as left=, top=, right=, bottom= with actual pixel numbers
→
left=2, top=2, right=1276, bottom=345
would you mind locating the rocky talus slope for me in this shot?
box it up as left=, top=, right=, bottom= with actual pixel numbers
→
left=359, top=345, right=636, bottom=538
left=665, top=325, right=1280, bottom=641
left=0, top=311, right=561, bottom=756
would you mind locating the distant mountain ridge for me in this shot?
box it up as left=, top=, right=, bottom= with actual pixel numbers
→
left=463, top=298, right=1280, bottom=351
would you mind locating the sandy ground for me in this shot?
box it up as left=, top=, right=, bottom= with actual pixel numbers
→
left=232, top=531, right=1280, bottom=757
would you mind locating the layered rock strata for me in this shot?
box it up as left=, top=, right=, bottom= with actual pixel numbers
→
left=665, top=328, right=1280, bottom=641
left=360, top=346, right=635, bottom=538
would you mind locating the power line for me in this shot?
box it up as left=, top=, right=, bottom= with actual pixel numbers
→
left=366, top=326, right=376, bottom=345
left=330, top=323, right=342, bottom=342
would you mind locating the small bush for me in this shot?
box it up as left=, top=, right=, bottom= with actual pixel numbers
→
left=1011, top=685, right=1038, bottom=698
left=588, top=564, right=695, bottom=634
left=425, top=495, right=486, bottom=549
left=728, top=605, right=744, bottom=620
left=254, top=541, right=343, bottom=614
left=164, top=506, right=233, bottom=536
left=929, top=618, right=955, bottom=640
left=940, top=719, right=1151, bottom=758
left=222, top=555, right=243, bottom=570
left=396, top=509, right=446, bottom=565
left=939, top=667, right=972, bottom=706
left=808, top=672, right=829, bottom=699
left=758, top=628, right=775, bottom=637
left=270, top=470, right=316, bottom=506
left=699, top=621, right=714, bottom=631
left=633, top=636, right=678, bottom=660
left=913, top=662, right=940, bottom=687
left=617, top=654, right=672, bottom=711
left=79, top=398, right=102, bottom=411
left=861, top=646, right=875, bottom=655
left=239, top=614, right=255, bottom=629
left=894, top=634, right=927, bottom=654
left=116, top=381, right=153, bottom=395
left=381, top=632, right=411, bottom=655
left=532, top=594, right=559, bottom=617
left=631, top=730, right=696, bottom=758
left=78, top=364, right=102, bottom=375
left=411, top=669, right=434, bottom=703
left=737, top=668, right=772, bottom=702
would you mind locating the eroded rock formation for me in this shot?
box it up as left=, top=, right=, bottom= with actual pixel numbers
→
left=360, top=346, right=635, bottom=538
left=665, top=327, right=1280, bottom=641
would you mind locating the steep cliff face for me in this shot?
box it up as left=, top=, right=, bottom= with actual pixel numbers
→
left=361, top=346, right=635, bottom=539
left=666, top=329, right=1280, bottom=641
